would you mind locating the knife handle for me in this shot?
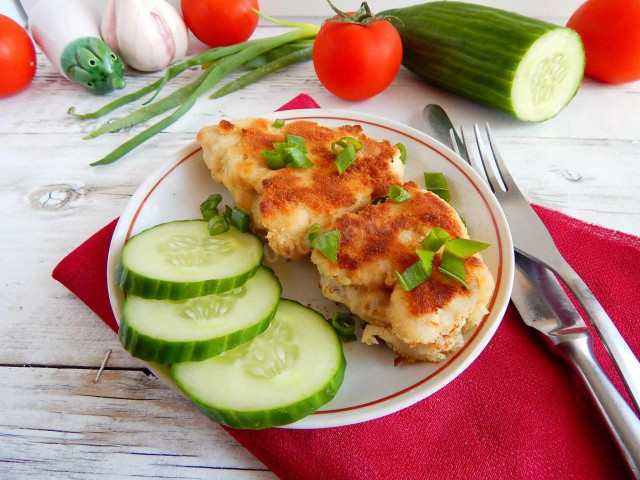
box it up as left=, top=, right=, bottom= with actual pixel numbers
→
left=559, top=336, right=640, bottom=479
left=562, top=268, right=640, bottom=413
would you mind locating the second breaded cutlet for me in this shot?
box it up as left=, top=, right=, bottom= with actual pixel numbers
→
left=311, top=182, right=495, bottom=363
left=197, top=118, right=404, bottom=259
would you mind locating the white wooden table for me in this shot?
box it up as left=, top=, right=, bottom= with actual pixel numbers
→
left=1, top=6, right=639, bottom=478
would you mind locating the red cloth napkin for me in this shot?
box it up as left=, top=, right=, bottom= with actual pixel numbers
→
left=53, top=94, right=639, bottom=480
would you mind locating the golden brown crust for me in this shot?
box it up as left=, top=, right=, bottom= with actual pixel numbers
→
left=197, top=118, right=404, bottom=259
left=332, top=182, right=464, bottom=271
left=329, top=183, right=471, bottom=316
left=257, top=120, right=401, bottom=220
left=404, top=259, right=472, bottom=317
left=312, top=182, right=495, bottom=361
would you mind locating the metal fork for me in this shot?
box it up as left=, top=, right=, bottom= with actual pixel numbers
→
left=453, top=123, right=640, bottom=413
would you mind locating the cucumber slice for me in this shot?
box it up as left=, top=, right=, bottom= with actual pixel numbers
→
left=117, top=220, right=263, bottom=299
left=119, top=267, right=282, bottom=364
left=171, top=299, right=346, bottom=429
left=382, top=2, right=585, bottom=121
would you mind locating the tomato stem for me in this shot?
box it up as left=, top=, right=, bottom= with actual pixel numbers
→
left=324, top=0, right=401, bottom=27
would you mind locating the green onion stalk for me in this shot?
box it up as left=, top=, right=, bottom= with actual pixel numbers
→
left=68, top=12, right=319, bottom=167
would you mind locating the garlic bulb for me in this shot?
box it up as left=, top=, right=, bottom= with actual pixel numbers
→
left=101, top=0, right=189, bottom=72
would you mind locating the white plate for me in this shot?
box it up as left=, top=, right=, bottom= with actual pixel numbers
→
left=107, top=109, right=514, bottom=429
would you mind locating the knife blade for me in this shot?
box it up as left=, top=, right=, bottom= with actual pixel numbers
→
left=423, top=104, right=467, bottom=161
left=421, top=103, right=640, bottom=479
left=513, top=253, right=589, bottom=344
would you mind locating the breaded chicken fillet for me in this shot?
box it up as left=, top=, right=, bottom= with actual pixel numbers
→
left=311, top=182, right=495, bottom=362
left=197, top=118, right=404, bottom=259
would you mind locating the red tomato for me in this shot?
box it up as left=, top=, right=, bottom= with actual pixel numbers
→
left=567, top=0, right=640, bottom=83
left=0, top=14, right=36, bottom=98
left=312, top=18, right=402, bottom=100
left=181, top=0, right=259, bottom=48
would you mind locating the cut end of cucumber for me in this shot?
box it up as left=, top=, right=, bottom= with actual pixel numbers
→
left=171, top=299, right=346, bottom=429
left=512, top=28, right=585, bottom=122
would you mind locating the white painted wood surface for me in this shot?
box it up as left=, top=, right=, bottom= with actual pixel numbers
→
left=1, top=1, right=640, bottom=477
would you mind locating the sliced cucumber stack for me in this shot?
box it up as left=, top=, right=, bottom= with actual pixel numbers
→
left=119, top=267, right=282, bottom=364
left=117, top=220, right=263, bottom=300
left=171, top=299, right=346, bottom=429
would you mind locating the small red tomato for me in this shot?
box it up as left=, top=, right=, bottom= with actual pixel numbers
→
left=0, top=14, right=36, bottom=98
left=313, top=11, right=402, bottom=100
left=181, top=0, right=259, bottom=48
left=567, top=0, right=640, bottom=83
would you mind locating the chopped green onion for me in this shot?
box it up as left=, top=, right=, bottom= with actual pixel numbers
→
left=272, top=118, right=285, bottom=128
left=207, top=215, right=229, bottom=236
left=260, top=149, right=285, bottom=169
left=421, top=227, right=450, bottom=251
left=371, top=196, right=387, bottom=205
left=272, top=141, right=298, bottom=153
left=396, top=143, right=406, bottom=164
left=416, top=249, right=436, bottom=275
left=329, top=312, right=357, bottom=342
left=394, top=262, right=429, bottom=292
left=437, top=238, right=489, bottom=288
left=438, top=251, right=468, bottom=289
left=444, top=237, right=490, bottom=259
left=336, top=144, right=356, bottom=175
left=460, top=216, right=467, bottom=227
left=331, top=140, right=347, bottom=155
left=223, top=206, right=250, bottom=232
left=283, top=147, right=313, bottom=168
left=331, top=137, right=361, bottom=175
left=339, top=136, right=362, bottom=151
left=424, top=172, right=451, bottom=202
left=200, top=194, right=223, bottom=220
left=263, top=133, right=312, bottom=169
left=387, top=184, right=412, bottom=203
left=307, top=225, right=341, bottom=263
left=395, top=248, right=437, bottom=292
left=306, top=223, right=322, bottom=242
left=284, top=134, right=307, bottom=153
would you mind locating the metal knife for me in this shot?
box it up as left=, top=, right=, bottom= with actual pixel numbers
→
left=422, top=104, right=640, bottom=479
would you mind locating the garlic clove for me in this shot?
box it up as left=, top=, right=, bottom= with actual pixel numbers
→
left=102, top=0, right=190, bottom=72
left=151, top=0, right=189, bottom=63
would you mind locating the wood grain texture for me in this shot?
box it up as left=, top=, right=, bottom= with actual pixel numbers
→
left=0, top=367, right=274, bottom=480
left=1, top=13, right=639, bottom=478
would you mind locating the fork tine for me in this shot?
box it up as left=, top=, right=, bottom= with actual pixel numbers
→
left=473, top=124, right=505, bottom=193
left=461, top=126, right=494, bottom=192
left=449, top=128, right=471, bottom=165
left=485, top=123, right=519, bottom=194
left=449, top=128, right=461, bottom=156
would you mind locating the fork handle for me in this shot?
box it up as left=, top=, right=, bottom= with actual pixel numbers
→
left=559, top=335, right=640, bottom=479
left=557, top=265, right=640, bottom=413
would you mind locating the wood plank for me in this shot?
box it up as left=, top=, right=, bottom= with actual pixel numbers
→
left=0, top=132, right=198, bottom=369
left=487, top=137, right=640, bottom=236
left=0, top=366, right=275, bottom=479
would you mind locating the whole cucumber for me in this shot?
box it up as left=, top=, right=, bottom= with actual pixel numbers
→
left=381, top=2, right=585, bottom=121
